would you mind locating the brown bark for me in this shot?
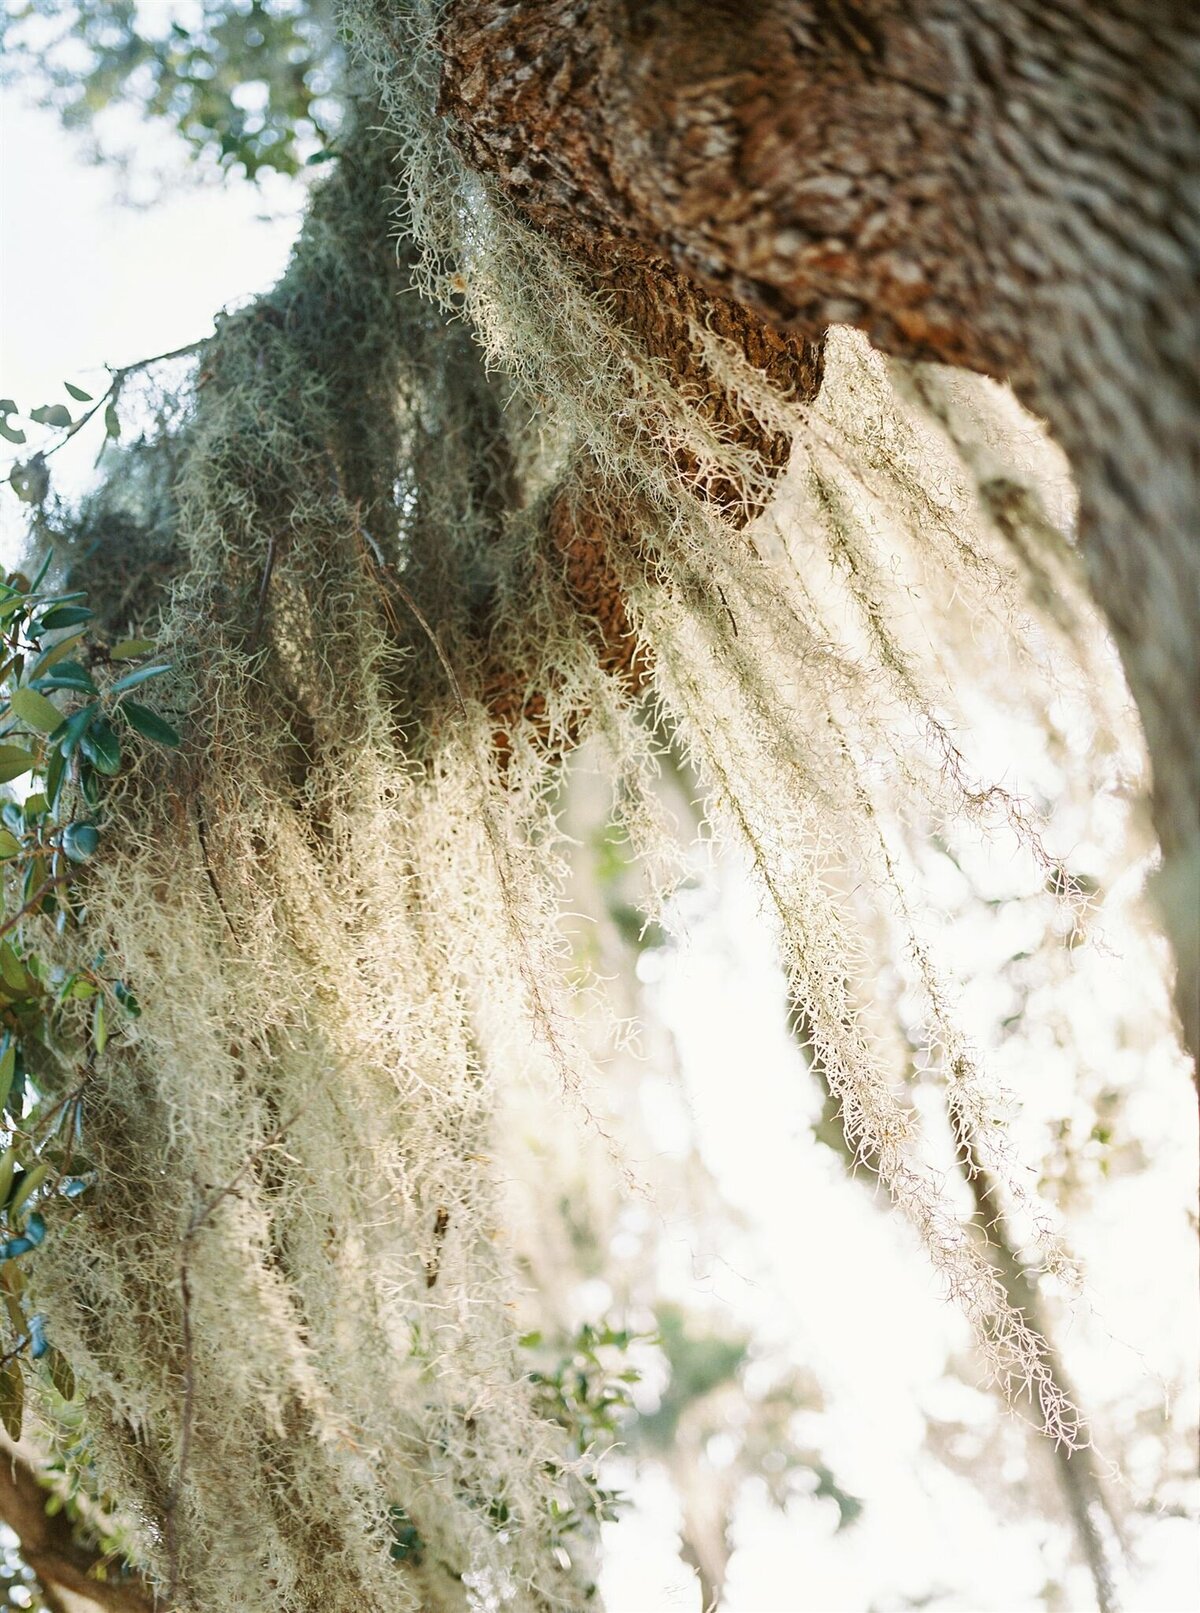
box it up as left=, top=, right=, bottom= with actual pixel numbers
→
left=436, top=0, right=1200, bottom=1056
left=0, top=1434, right=156, bottom=1613
left=472, top=245, right=822, bottom=760
left=476, top=469, right=651, bottom=762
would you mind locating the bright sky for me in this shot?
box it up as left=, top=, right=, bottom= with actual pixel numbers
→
left=583, top=841, right=1195, bottom=1613
left=2, top=79, right=1197, bottom=1613
left=1, top=92, right=304, bottom=540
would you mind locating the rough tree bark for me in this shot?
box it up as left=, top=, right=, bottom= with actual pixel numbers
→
left=479, top=257, right=822, bottom=758
left=434, top=0, right=1200, bottom=1056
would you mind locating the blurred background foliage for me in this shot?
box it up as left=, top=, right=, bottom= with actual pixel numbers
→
left=3, top=0, right=342, bottom=179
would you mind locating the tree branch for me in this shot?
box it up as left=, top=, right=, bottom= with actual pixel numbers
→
left=434, top=0, right=1200, bottom=1055
left=0, top=1432, right=157, bottom=1613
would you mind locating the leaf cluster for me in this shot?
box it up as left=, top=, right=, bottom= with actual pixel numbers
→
left=4, top=0, right=343, bottom=179
left=0, top=560, right=178, bottom=1441
left=385, top=1323, right=645, bottom=1590
left=522, top=1320, right=647, bottom=1562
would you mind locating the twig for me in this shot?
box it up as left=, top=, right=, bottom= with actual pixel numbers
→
left=950, top=1112, right=1127, bottom=1613
left=0, top=873, right=74, bottom=944
left=35, top=342, right=207, bottom=465
left=192, top=802, right=238, bottom=943
left=163, top=1109, right=301, bottom=1606
left=248, top=533, right=278, bottom=650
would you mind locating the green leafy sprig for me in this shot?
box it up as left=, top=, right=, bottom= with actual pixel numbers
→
left=522, top=1319, right=647, bottom=1564
left=0, top=557, right=179, bottom=1438
left=3, top=345, right=204, bottom=512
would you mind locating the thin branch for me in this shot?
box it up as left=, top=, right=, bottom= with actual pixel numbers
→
left=248, top=532, right=278, bottom=649
left=0, top=1430, right=157, bottom=1612
left=192, top=801, right=238, bottom=943
left=36, top=342, right=207, bottom=465
left=951, top=1113, right=1127, bottom=1613
left=0, top=874, right=74, bottom=944
left=163, top=1108, right=302, bottom=1606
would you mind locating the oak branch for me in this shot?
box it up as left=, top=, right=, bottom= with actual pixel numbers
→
left=434, top=0, right=1200, bottom=1052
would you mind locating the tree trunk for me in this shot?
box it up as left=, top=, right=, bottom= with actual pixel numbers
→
left=434, top=0, right=1200, bottom=1056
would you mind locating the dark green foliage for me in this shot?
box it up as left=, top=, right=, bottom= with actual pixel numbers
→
left=387, top=1505, right=424, bottom=1566
left=40, top=434, right=186, bottom=639
left=635, top=1305, right=747, bottom=1451
left=0, top=566, right=178, bottom=1438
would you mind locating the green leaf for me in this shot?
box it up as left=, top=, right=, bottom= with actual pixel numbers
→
left=16, top=858, right=38, bottom=909
left=81, top=716, right=121, bottom=775
left=39, top=605, right=92, bottom=632
left=44, top=746, right=67, bottom=815
left=92, top=995, right=107, bottom=1056
left=9, top=1160, right=49, bottom=1219
left=120, top=702, right=180, bottom=748
left=104, top=402, right=120, bottom=441
left=64, top=382, right=93, bottom=402
left=0, top=419, right=26, bottom=446
left=0, top=829, right=22, bottom=859
left=33, top=662, right=98, bottom=696
left=27, top=555, right=52, bottom=594
left=79, top=762, right=100, bottom=809
left=0, top=747, right=36, bottom=784
left=46, top=1346, right=76, bottom=1402
left=30, top=633, right=86, bottom=677
left=9, top=458, right=49, bottom=505
left=54, top=704, right=97, bottom=758
left=109, top=663, right=171, bottom=695
left=0, top=1359, right=23, bottom=1440
left=28, top=1318, right=48, bottom=1365
left=10, top=687, right=62, bottom=734
left=0, top=944, right=31, bottom=996
left=109, top=637, right=155, bottom=660
left=61, top=823, right=99, bottom=862
left=0, top=1049, right=14, bottom=1116
left=29, top=404, right=72, bottom=429
left=0, top=401, right=16, bottom=416
left=114, top=979, right=140, bottom=1018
